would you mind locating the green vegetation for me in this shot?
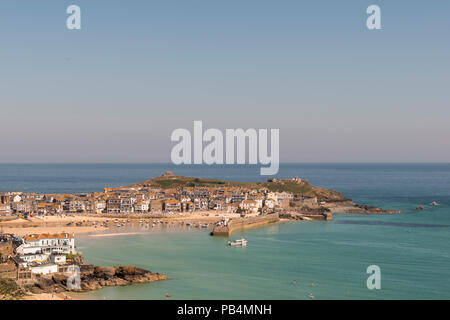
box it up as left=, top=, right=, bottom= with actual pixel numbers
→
left=139, top=176, right=228, bottom=189
left=264, top=182, right=315, bottom=196
left=0, top=279, right=27, bottom=299
left=130, top=174, right=346, bottom=201
left=65, top=253, right=81, bottom=259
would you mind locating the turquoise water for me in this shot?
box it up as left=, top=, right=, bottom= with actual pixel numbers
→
left=1, top=163, right=449, bottom=299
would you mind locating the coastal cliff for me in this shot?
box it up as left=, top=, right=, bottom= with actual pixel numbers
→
left=31, top=265, right=168, bottom=294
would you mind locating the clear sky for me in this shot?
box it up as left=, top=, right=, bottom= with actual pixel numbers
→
left=1, top=0, right=449, bottom=162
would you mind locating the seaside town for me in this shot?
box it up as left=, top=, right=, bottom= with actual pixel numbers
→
left=0, top=174, right=317, bottom=217
left=1, top=172, right=397, bottom=299
left=0, top=172, right=326, bottom=299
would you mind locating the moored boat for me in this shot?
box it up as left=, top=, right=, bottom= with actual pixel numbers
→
left=228, top=238, right=248, bottom=246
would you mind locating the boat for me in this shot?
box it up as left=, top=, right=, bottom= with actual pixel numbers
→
left=431, top=201, right=440, bottom=206
left=228, top=238, right=248, bottom=246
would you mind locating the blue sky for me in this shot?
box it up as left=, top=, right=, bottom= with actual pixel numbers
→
left=1, top=0, right=449, bottom=162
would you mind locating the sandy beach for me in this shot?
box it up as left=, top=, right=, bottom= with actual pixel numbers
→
left=22, top=292, right=74, bottom=300
left=0, top=212, right=247, bottom=237
left=0, top=215, right=110, bottom=236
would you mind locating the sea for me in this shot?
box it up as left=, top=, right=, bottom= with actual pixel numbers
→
left=0, top=163, right=449, bottom=299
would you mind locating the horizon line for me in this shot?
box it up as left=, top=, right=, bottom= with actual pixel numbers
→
left=1, top=162, right=450, bottom=165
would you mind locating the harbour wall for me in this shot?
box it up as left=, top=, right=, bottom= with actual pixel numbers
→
left=212, top=213, right=280, bottom=236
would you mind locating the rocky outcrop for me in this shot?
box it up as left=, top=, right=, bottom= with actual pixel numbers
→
left=328, top=204, right=401, bottom=214
left=31, top=265, right=168, bottom=293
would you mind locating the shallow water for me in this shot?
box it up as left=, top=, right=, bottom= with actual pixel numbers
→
left=1, top=163, right=449, bottom=299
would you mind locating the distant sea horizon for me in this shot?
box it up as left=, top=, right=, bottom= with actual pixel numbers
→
left=1, top=163, right=449, bottom=299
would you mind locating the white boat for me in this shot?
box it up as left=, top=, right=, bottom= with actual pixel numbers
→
left=228, top=238, right=248, bottom=246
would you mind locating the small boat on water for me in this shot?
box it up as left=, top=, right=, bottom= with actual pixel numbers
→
left=228, top=238, right=248, bottom=246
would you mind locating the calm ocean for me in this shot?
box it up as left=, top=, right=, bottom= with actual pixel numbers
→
left=1, top=163, right=449, bottom=299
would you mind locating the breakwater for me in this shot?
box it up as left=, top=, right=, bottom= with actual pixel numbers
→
left=212, top=214, right=280, bottom=236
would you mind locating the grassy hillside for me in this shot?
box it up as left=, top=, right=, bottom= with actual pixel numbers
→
left=130, top=172, right=348, bottom=201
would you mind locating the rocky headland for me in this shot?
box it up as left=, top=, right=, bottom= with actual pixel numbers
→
left=30, top=265, right=168, bottom=294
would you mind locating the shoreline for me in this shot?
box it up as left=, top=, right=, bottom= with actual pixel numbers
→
left=0, top=204, right=402, bottom=238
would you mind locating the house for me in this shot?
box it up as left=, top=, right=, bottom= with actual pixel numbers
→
left=0, top=204, right=11, bottom=215
left=50, top=253, right=66, bottom=264
left=209, top=200, right=224, bottom=211
left=264, top=198, right=276, bottom=209
left=267, top=192, right=294, bottom=203
left=106, top=198, right=121, bottom=214
left=16, top=233, right=76, bottom=256
left=182, top=201, right=194, bottom=212
left=12, top=201, right=32, bottom=214
left=134, top=200, right=149, bottom=213
left=239, top=200, right=259, bottom=213
left=224, top=203, right=240, bottom=213
left=94, top=199, right=106, bottom=213
left=64, top=199, right=85, bottom=212
left=120, top=197, right=134, bottom=213
left=165, top=199, right=181, bottom=212
left=30, top=263, right=58, bottom=275
left=36, top=202, right=62, bottom=214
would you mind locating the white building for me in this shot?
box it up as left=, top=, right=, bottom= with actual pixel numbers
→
left=264, top=198, right=276, bottom=209
left=30, top=264, right=58, bottom=275
left=239, top=200, right=260, bottom=213
left=16, top=233, right=76, bottom=257
left=19, top=253, right=48, bottom=264
left=50, top=253, right=67, bottom=264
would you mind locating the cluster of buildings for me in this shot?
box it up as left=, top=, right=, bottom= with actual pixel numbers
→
left=0, top=189, right=315, bottom=217
left=0, top=177, right=318, bottom=217
left=0, top=232, right=77, bottom=283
